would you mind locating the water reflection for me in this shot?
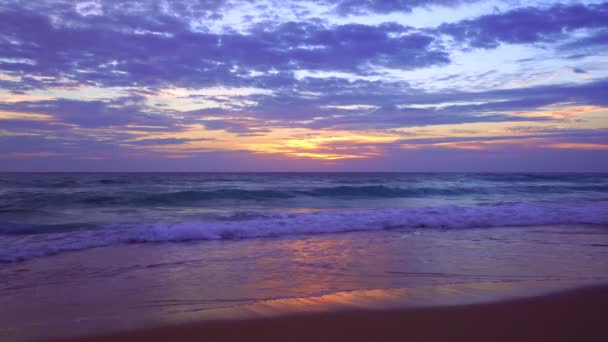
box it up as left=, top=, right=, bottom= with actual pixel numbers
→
left=180, top=279, right=605, bottom=322
left=1, top=225, right=607, bottom=340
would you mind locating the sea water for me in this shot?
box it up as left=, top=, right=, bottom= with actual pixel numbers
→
left=0, top=172, right=607, bottom=262
left=1, top=173, right=608, bottom=340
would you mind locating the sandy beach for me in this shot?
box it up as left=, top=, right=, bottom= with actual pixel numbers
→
left=59, top=284, right=608, bottom=342
left=2, top=223, right=607, bottom=341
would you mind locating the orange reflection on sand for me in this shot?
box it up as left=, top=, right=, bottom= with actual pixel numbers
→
left=242, top=288, right=409, bottom=316
left=189, top=280, right=601, bottom=323
left=242, top=238, right=360, bottom=298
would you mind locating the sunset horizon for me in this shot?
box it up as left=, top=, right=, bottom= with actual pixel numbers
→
left=1, top=0, right=607, bottom=171
left=1, top=1, right=607, bottom=342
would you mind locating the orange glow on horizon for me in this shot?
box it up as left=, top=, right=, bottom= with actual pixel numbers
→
left=402, top=138, right=608, bottom=151
left=401, top=138, right=548, bottom=151
left=0, top=111, right=54, bottom=121
left=123, top=125, right=399, bottom=161
left=509, top=105, right=607, bottom=119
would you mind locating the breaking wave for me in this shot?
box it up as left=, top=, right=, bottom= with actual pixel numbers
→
left=1, top=201, right=607, bottom=263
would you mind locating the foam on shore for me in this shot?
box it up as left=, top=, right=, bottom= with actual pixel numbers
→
left=2, top=201, right=608, bottom=262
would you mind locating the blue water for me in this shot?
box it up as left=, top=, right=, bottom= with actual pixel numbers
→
left=1, top=172, right=607, bottom=262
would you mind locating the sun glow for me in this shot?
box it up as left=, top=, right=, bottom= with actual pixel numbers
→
left=122, top=124, right=400, bottom=160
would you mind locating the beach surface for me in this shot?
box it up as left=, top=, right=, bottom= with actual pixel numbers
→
left=2, top=173, right=608, bottom=342
left=2, top=224, right=607, bottom=341
left=63, top=284, right=608, bottom=342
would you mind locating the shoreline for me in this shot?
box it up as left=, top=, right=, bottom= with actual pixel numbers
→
left=56, top=284, right=608, bottom=342
left=2, top=223, right=607, bottom=341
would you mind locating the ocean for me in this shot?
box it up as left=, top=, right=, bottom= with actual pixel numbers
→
left=1, top=173, right=608, bottom=340
left=1, top=172, right=607, bottom=262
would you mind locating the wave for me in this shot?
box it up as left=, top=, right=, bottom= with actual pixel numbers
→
left=471, top=173, right=607, bottom=182
left=0, top=222, right=99, bottom=235
left=1, top=201, right=607, bottom=263
left=300, top=185, right=425, bottom=197
left=302, top=184, right=608, bottom=198
left=7, top=183, right=608, bottom=210
left=0, top=189, right=295, bottom=209
left=98, top=178, right=131, bottom=185
left=143, top=189, right=294, bottom=203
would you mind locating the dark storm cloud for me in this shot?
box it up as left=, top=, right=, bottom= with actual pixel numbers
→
left=440, top=2, right=608, bottom=48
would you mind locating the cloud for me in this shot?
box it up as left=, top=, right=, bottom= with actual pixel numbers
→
left=2, top=77, right=607, bottom=134
left=397, top=127, right=608, bottom=152
left=245, top=78, right=608, bottom=129
left=1, top=0, right=607, bottom=171
left=440, top=2, right=608, bottom=49
left=559, top=30, right=608, bottom=50
left=0, top=97, right=174, bottom=128
left=571, top=67, right=587, bottom=74
left=0, top=4, right=448, bottom=90
left=323, top=0, right=477, bottom=15
left=124, top=137, right=213, bottom=145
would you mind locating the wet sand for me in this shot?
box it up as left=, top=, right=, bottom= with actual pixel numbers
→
left=61, top=285, right=608, bottom=342
left=4, top=224, right=605, bottom=341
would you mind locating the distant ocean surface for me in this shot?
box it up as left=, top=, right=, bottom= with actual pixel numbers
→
left=1, top=172, right=608, bottom=263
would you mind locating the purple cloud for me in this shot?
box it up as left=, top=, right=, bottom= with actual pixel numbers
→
left=440, top=2, right=608, bottom=49
left=0, top=6, right=447, bottom=90
left=324, top=0, right=478, bottom=15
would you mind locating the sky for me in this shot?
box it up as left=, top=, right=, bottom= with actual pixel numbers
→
left=0, top=0, right=607, bottom=172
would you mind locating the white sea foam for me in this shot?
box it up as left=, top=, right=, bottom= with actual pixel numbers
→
left=1, top=202, right=607, bottom=262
